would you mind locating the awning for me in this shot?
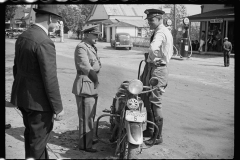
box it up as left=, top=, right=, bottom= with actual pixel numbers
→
left=188, top=8, right=234, bottom=21
left=106, top=21, right=136, bottom=28
left=118, top=19, right=148, bottom=28
left=85, top=19, right=108, bottom=24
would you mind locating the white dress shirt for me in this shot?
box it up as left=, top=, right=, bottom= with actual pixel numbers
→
left=147, top=24, right=173, bottom=64
left=34, top=23, right=48, bottom=35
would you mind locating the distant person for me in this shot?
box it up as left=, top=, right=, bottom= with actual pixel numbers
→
left=223, top=37, right=232, bottom=67
left=207, top=32, right=214, bottom=51
left=216, top=29, right=222, bottom=52
left=10, top=5, right=64, bottom=159
left=198, top=31, right=205, bottom=53
left=72, top=26, right=102, bottom=152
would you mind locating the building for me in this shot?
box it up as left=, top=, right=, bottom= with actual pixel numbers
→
left=188, top=4, right=234, bottom=53
left=5, top=5, right=31, bottom=29
left=85, top=4, right=166, bottom=43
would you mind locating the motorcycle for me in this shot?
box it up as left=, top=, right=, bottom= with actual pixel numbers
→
left=95, top=59, right=161, bottom=159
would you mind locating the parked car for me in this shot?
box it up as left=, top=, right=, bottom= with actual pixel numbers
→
left=55, top=29, right=60, bottom=37
left=111, top=33, right=133, bottom=50
left=5, top=29, right=11, bottom=37
left=7, top=28, right=26, bottom=39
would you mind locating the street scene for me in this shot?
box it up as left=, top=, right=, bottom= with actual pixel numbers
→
left=5, top=4, right=234, bottom=159
left=6, top=37, right=234, bottom=159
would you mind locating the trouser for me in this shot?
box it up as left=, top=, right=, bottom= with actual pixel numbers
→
left=19, top=108, right=54, bottom=159
left=75, top=95, right=97, bottom=149
left=140, top=62, right=168, bottom=119
left=223, top=51, right=230, bottom=66
left=199, top=40, right=205, bottom=52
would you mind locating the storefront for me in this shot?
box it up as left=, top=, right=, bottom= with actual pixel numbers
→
left=188, top=7, right=234, bottom=53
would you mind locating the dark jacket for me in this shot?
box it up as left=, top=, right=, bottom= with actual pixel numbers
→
left=10, top=24, right=63, bottom=114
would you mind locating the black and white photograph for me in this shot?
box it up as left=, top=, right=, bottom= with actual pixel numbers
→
left=5, top=3, right=234, bottom=159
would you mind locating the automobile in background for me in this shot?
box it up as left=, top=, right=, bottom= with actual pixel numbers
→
left=55, top=29, right=60, bottom=37
left=7, top=28, right=26, bottom=39
left=5, top=29, right=11, bottom=37
left=111, top=33, right=133, bottom=50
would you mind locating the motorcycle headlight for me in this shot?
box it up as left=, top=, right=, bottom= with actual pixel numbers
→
left=128, top=79, right=143, bottom=95
left=127, top=98, right=139, bottom=110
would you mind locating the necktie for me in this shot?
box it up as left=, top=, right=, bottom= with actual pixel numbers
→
left=150, top=31, right=155, bottom=43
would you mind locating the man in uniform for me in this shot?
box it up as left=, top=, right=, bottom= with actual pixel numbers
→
left=10, top=5, right=64, bottom=159
left=72, top=26, right=101, bottom=152
left=223, top=37, right=232, bottom=67
left=140, top=9, right=173, bottom=145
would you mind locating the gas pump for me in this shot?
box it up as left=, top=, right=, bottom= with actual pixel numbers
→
left=165, top=19, right=179, bottom=57
left=180, top=17, right=192, bottom=58
left=59, top=21, right=64, bottom=42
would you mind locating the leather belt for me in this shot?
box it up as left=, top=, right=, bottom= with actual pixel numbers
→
left=77, top=70, right=99, bottom=75
left=77, top=70, right=85, bottom=75
left=149, top=63, right=166, bottom=67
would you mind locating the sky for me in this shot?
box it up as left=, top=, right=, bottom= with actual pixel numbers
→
left=184, top=4, right=202, bottom=16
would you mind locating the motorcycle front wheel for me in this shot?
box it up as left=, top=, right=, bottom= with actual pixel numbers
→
left=127, top=143, right=139, bottom=159
left=118, top=132, right=128, bottom=159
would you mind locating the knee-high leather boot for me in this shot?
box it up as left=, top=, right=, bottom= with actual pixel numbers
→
left=144, top=116, right=163, bottom=145
left=143, top=111, right=154, bottom=137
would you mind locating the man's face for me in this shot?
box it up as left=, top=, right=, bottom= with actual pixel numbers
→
left=147, top=17, right=161, bottom=30
left=87, top=33, right=98, bottom=45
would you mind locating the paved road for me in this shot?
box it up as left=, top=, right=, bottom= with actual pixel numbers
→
left=5, top=38, right=234, bottom=159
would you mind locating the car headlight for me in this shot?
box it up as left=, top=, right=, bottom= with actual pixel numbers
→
left=128, top=79, right=143, bottom=95
left=127, top=98, right=139, bottom=110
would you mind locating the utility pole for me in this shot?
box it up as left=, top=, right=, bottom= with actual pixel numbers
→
left=173, top=4, right=177, bottom=47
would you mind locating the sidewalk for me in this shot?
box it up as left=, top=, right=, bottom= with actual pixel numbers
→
left=188, top=50, right=235, bottom=58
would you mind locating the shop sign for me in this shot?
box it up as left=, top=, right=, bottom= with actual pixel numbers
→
left=210, top=18, right=223, bottom=23
left=15, top=20, right=22, bottom=24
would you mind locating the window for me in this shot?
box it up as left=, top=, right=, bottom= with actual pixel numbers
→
left=137, top=28, right=142, bottom=37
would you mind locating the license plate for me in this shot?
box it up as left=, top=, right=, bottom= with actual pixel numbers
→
left=125, top=110, right=146, bottom=122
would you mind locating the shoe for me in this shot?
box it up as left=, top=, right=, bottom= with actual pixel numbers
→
left=92, top=139, right=99, bottom=145
left=145, top=136, right=163, bottom=145
left=5, top=124, right=11, bottom=129
left=80, top=148, right=98, bottom=153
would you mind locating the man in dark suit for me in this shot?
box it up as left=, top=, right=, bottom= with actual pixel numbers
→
left=10, top=5, right=64, bottom=159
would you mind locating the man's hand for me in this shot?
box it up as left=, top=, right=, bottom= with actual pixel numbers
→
left=94, top=81, right=99, bottom=89
left=54, top=109, right=64, bottom=121
left=153, top=57, right=163, bottom=65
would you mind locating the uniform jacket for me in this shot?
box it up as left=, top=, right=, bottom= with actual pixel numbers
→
left=147, top=24, right=173, bottom=64
left=10, top=24, right=63, bottom=114
left=72, top=40, right=101, bottom=97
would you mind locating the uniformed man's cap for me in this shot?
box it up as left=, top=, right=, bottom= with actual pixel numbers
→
left=144, top=9, right=165, bottom=20
left=82, top=26, right=101, bottom=35
left=224, top=37, right=228, bottom=40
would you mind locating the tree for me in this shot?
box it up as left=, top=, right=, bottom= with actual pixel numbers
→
left=5, top=5, right=17, bottom=21
left=57, top=4, right=94, bottom=35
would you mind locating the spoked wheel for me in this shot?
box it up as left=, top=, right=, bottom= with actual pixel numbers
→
left=118, top=130, right=128, bottom=159
left=127, top=143, right=140, bottom=159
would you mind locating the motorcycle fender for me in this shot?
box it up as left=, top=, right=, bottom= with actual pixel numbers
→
left=125, top=121, right=143, bottom=144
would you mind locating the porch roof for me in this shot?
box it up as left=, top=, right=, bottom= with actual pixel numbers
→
left=106, top=21, right=136, bottom=27
left=188, top=8, right=234, bottom=21
left=118, top=19, right=147, bottom=28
